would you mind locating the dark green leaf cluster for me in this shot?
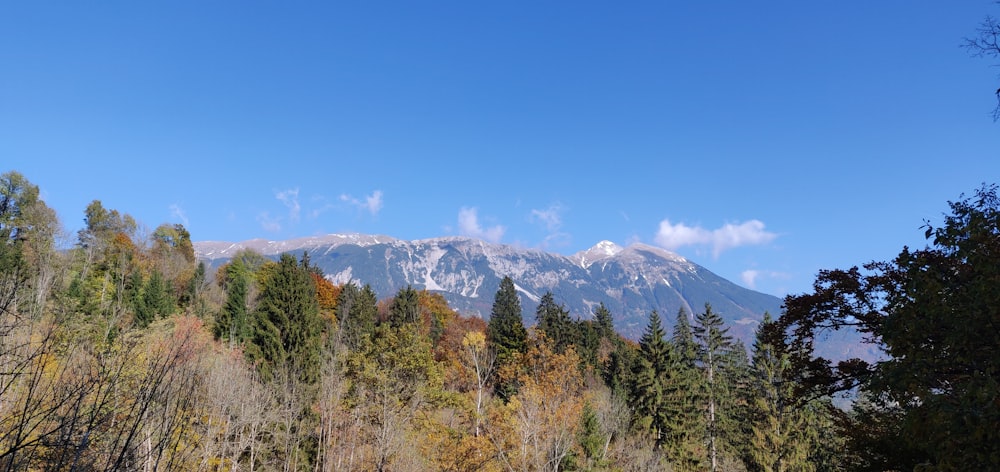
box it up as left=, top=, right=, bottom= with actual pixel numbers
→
left=777, top=184, right=1000, bottom=469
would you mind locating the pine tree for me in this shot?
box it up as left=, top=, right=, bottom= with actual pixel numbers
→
left=128, top=271, right=148, bottom=327
left=748, top=313, right=814, bottom=472
left=604, top=340, right=635, bottom=398
left=180, top=260, right=205, bottom=309
left=577, top=401, right=607, bottom=469
left=487, top=276, right=527, bottom=364
left=631, top=310, right=672, bottom=446
left=672, top=307, right=698, bottom=367
left=215, top=260, right=250, bottom=343
left=140, top=270, right=174, bottom=325
left=388, top=284, right=420, bottom=327
left=664, top=307, right=705, bottom=470
left=249, top=253, right=322, bottom=384
left=593, top=302, right=614, bottom=337
left=535, top=291, right=574, bottom=353
left=336, top=282, right=377, bottom=350
left=694, top=303, right=735, bottom=472
left=487, top=276, right=527, bottom=400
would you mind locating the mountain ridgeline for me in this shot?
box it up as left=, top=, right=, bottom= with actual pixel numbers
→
left=196, top=234, right=781, bottom=343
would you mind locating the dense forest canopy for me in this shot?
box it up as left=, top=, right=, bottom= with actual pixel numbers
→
left=1, top=169, right=997, bottom=470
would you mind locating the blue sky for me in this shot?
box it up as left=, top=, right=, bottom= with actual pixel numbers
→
left=2, top=1, right=997, bottom=297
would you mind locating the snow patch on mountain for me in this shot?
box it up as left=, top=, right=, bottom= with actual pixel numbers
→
left=571, top=240, right=625, bottom=268
left=328, top=266, right=355, bottom=285
left=514, top=283, right=540, bottom=303
left=419, top=244, right=447, bottom=291
left=194, top=233, right=399, bottom=259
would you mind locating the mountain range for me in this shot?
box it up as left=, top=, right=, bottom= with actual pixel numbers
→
left=195, top=234, right=780, bottom=341
left=194, top=233, right=869, bottom=359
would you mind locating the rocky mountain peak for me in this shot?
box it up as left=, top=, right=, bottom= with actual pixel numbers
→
left=571, top=240, right=625, bottom=268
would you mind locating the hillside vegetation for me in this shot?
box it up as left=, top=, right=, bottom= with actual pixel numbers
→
left=1, top=170, right=997, bottom=471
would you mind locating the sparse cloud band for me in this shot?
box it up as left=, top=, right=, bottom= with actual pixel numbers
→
left=458, top=207, right=505, bottom=243
left=655, top=219, right=777, bottom=257
left=169, top=204, right=189, bottom=227
left=341, top=190, right=384, bottom=216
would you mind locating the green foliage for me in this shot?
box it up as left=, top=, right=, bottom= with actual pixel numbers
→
left=631, top=310, right=672, bottom=446
left=662, top=307, right=705, bottom=470
left=0, top=171, right=56, bottom=318
left=152, top=223, right=195, bottom=264
left=487, top=276, right=527, bottom=400
left=78, top=199, right=137, bottom=250
left=672, top=307, right=698, bottom=368
left=248, top=253, right=322, bottom=384
left=336, top=282, right=377, bottom=350
left=603, top=338, right=635, bottom=397
left=694, top=303, right=740, bottom=471
left=748, top=314, right=815, bottom=472
left=536, top=291, right=575, bottom=353
left=181, top=260, right=206, bottom=313
left=574, top=401, right=608, bottom=470
left=593, top=302, right=614, bottom=337
left=343, top=322, right=445, bottom=471
left=777, top=184, right=1000, bottom=469
left=215, top=259, right=251, bottom=342
left=388, top=284, right=420, bottom=327
left=135, top=270, right=174, bottom=328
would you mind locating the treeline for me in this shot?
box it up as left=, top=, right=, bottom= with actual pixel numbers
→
left=2, top=170, right=997, bottom=470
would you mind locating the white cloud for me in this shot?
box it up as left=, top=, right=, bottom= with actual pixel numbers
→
left=530, top=203, right=571, bottom=249
left=530, top=203, right=564, bottom=232
left=276, top=188, right=301, bottom=222
left=458, top=207, right=505, bottom=243
left=741, top=270, right=760, bottom=288
left=655, top=220, right=711, bottom=250
left=169, top=204, right=189, bottom=227
left=340, top=190, right=384, bottom=216
left=740, top=269, right=790, bottom=290
left=713, top=220, right=777, bottom=256
left=257, top=211, right=281, bottom=232
left=654, top=219, right=777, bottom=258
left=365, top=191, right=384, bottom=215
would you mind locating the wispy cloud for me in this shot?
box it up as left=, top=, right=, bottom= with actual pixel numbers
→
left=276, top=188, right=301, bottom=222
left=530, top=203, right=570, bottom=249
left=530, top=203, right=563, bottom=232
left=741, top=270, right=761, bottom=288
left=740, top=269, right=790, bottom=290
left=654, top=219, right=777, bottom=258
left=257, top=211, right=281, bottom=232
left=340, top=190, right=384, bottom=216
left=169, top=204, right=189, bottom=227
left=458, top=207, right=505, bottom=243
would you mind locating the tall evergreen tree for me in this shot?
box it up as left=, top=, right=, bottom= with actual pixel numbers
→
left=337, top=282, right=377, bottom=350
left=631, top=310, right=672, bottom=447
left=487, top=276, right=527, bottom=401
left=137, top=270, right=174, bottom=327
left=748, top=313, right=814, bottom=472
left=388, top=284, right=420, bottom=327
left=664, top=307, right=705, bottom=470
left=486, top=276, right=527, bottom=364
left=672, top=307, right=698, bottom=368
left=593, top=302, right=614, bottom=337
left=694, top=303, right=735, bottom=472
left=249, top=253, right=322, bottom=384
left=180, top=260, right=205, bottom=309
left=535, top=291, right=574, bottom=353
left=127, top=271, right=147, bottom=327
left=215, top=260, right=251, bottom=343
